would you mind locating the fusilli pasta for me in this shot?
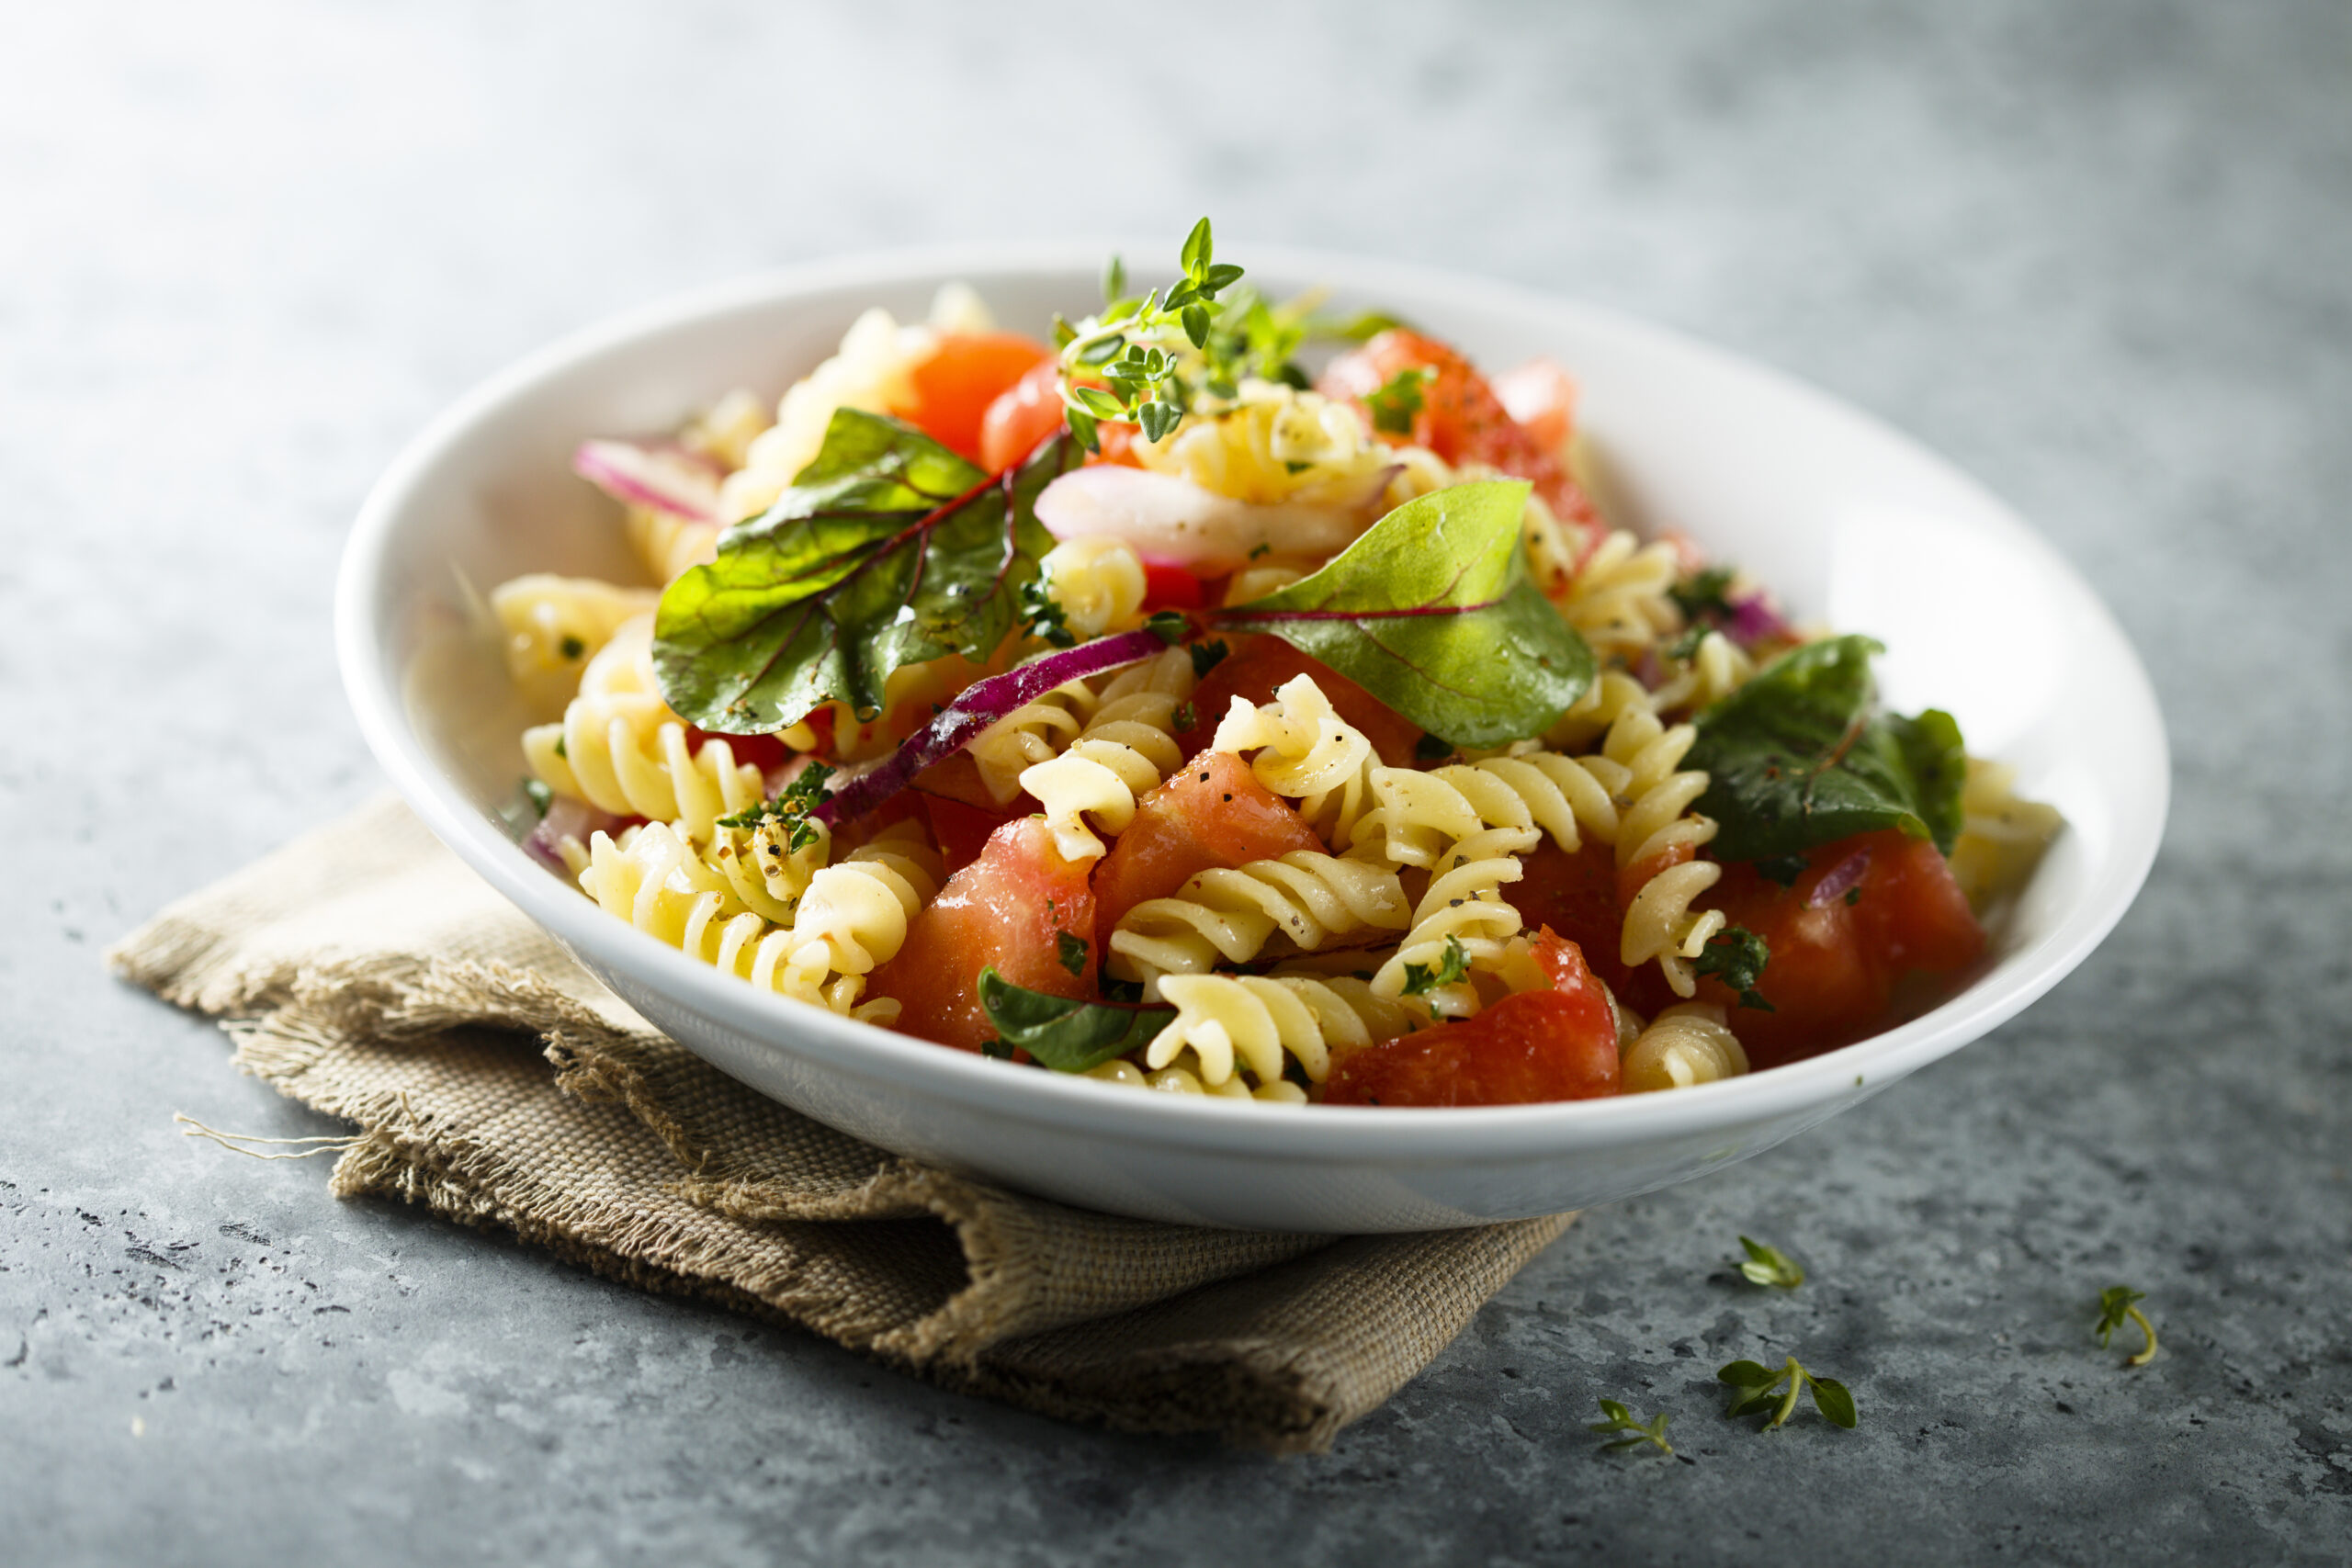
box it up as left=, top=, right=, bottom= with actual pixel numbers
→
left=1107, top=852, right=1409, bottom=997
left=1620, top=1003, right=1751, bottom=1092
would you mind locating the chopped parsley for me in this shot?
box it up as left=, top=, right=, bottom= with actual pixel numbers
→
left=1399, top=935, right=1471, bottom=997
left=1056, top=931, right=1090, bottom=977
left=1365, top=366, right=1432, bottom=435
left=1694, top=926, right=1774, bottom=1011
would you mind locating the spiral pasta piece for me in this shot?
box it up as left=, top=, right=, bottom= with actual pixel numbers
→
left=705, top=814, right=831, bottom=924
left=525, top=695, right=765, bottom=845
left=1359, top=753, right=1622, bottom=870
left=1017, top=678, right=1193, bottom=862
left=1557, top=529, right=1681, bottom=661
left=1369, top=855, right=1527, bottom=1018
left=1038, top=536, right=1148, bottom=638
left=745, top=823, right=944, bottom=1021
left=1947, top=758, right=2064, bottom=915
left=1574, top=682, right=1724, bottom=996
left=1082, top=1053, right=1308, bottom=1103
left=1648, top=628, right=1757, bottom=716
left=1213, top=673, right=1380, bottom=850
left=1108, top=852, right=1410, bottom=996
left=490, top=574, right=661, bottom=716
left=1146, top=973, right=1413, bottom=1091
left=1621, top=1003, right=1750, bottom=1093
left=969, top=681, right=1097, bottom=804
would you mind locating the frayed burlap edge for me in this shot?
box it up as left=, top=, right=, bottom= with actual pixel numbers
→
left=107, top=797, right=1574, bottom=1451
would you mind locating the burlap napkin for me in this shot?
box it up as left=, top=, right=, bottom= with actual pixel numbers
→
left=107, top=796, right=1571, bottom=1451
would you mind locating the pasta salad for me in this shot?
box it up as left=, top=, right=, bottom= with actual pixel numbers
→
left=494, top=222, right=2061, bottom=1108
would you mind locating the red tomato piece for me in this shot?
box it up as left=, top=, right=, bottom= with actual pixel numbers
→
left=1323, top=981, right=1620, bottom=1109
left=1490, top=358, right=1579, bottom=455
left=978, top=355, right=1066, bottom=474
left=904, top=333, right=1056, bottom=465
left=1170, top=636, right=1425, bottom=768
left=867, top=817, right=1096, bottom=1053
left=1317, top=329, right=1599, bottom=531
left=977, top=359, right=1148, bottom=475
left=1850, top=830, right=1986, bottom=975
left=1500, top=840, right=1668, bottom=1018
left=1090, top=750, right=1324, bottom=942
left=1695, top=831, right=1984, bottom=1068
left=1140, top=560, right=1208, bottom=612
left=918, top=793, right=1027, bottom=877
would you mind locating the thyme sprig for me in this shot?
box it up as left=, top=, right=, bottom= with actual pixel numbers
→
left=1736, top=1236, right=1805, bottom=1289
left=2095, top=1286, right=2158, bottom=1367
left=715, top=761, right=836, bottom=853
left=1588, top=1399, right=1674, bottom=1455
left=1718, top=1356, right=1858, bottom=1430
left=1056, top=218, right=1246, bottom=450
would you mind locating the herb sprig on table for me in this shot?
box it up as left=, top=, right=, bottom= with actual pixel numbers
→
left=1589, top=1399, right=1674, bottom=1455
left=2095, top=1285, right=2158, bottom=1367
left=1717, top=1356, right=1859, bottom=1431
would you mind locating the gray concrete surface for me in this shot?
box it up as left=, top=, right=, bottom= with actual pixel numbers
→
left=6, top=2, right=2349, bottom=1562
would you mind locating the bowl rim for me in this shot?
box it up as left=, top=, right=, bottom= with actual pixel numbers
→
left=336, top=239, right=2169, bottom=1161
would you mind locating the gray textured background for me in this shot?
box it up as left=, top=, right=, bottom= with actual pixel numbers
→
left=6, top=2, right=2349, bottom=1562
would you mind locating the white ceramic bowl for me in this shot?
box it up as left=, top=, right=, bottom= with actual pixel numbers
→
left=337, top=244, right=2167, bottom=1233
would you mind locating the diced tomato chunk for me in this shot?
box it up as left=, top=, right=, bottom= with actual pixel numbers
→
left=1170, top=636, right=1425, bottom=768
left=905, top=333, right=1056, bottom=465
left=1318, top=329, right=1599, bottom=532
left=918, top=793, right=1027, bottom=877
left=1695, top=830, right=1984, bottom=1069
left=1509, top=840, right=1671, bottom=1018
left=1323, top=955, right=1620, bottom=1109
left=1090, top=750, right=1323, bottom=942
left=978, top=355, right=1066, bottom=474
left=1851, top=830, right=1985, bottom=975
left=1140, top=561, right=1208, bottom=611
left=1490, top=358, right=1579, bottom=455
left=868, top=817, right=1096, bottom=1053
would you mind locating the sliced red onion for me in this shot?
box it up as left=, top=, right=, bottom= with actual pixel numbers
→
left=524, top=794, right=623, bottom=875
left=1724, top=590, right=1795, bottom=650
left=809, top=628, right=1173, bottom=827
left=573, top=437, right=724, bottom=525
left=1035, top=464, right=1393, bottom=575
left=1806, top=847, right=1872, bottom=908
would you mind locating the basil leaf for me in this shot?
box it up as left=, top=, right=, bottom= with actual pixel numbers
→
left=977, top=967, right=1174, bottom=1074
left=1689, top=635, right=1966, bottom=861
left=651, top=411, right=1079, bottom=733
left=1216, top=479, right=1595, bottom=748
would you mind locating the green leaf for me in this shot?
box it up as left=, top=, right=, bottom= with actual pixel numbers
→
left=1736, top=1235, right=1805, bottom=1289
left=1102, top=255, right=1126, bottom=306
left=1716, top=1360, right=1774, bottom=1388
left=651, top=412, right=1077, bottom=733
left=1587, top=1398, right=1674, bottom=1455
left=522, top=778, right=553, bottom=818
left=1688, top=635, right=1969, bottom=861
left=1365, top=365, right=1430, bottom=435
left=1695, top=927, right=1774, bottom=1012
left=1181, top=303, right=1212, bottom=350
left=1180, top=216, right=1213, bottom=276
left=1810, top=1378, right=1859, bottom=1428
left=977, top=968, right=1174, bottom=1074
left=1056, top=931, right=1090, bottom=977
left=2098, top=1288, right=2154, bottom=1354
left=1216, top=480, right=1595, bottom=748
left=1400, top=934, right=1471, bottom=997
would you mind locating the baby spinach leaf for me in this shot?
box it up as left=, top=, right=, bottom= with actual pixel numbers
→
left=1214, top=479, right=1594, bottom=748
left=652, top=411, right=1080, bottom=734
left=1689, top=635, right=1965, bottom=861
left=977, top=967, right=1174, bottom=1074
